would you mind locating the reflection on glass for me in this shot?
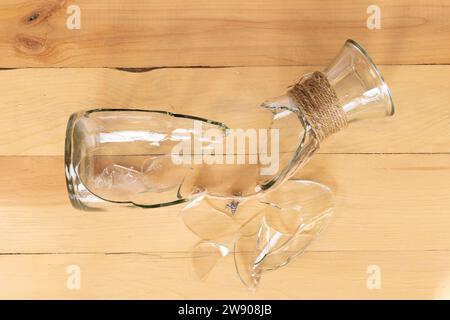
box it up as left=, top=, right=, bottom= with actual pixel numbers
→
left=183, top=180, right=335, bottom=289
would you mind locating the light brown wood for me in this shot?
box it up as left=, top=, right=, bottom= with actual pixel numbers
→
left=1, top=154, right=449, bottom=254
left=0, top=251, right=449, bottom=299
left=1, top=0, right=449, bottom=300
left=1, top=0, right=450, bottom=67
left=0, top=65, right=449, bottom=155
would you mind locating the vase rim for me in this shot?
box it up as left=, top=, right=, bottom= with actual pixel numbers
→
left=344, top=39, right=395, bottom=117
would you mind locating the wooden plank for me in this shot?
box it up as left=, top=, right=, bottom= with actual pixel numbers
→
left=1, top=0, right=450, bottom=67
left=1, top=154, right=449, bottom=253
left=0, top=65, right=449, bottom=155
left=0, top=251, right=449, bottom=299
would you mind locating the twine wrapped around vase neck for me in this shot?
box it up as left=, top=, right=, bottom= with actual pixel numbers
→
left=287, top=72, right=348, bottom=142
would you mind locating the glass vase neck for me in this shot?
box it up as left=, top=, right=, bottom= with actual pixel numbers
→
left=323, top=39, right=395, bottom=123
left=262, top=39, right=395, bottom=130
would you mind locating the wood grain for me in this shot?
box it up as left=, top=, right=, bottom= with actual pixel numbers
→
left=1, top=0, right=450, bottom=67
left=0, top=251, right=449, bottom=299
left=1, top=154, right=449, bottom=253
left=0, top=65, right=449, bottom=155
left=1, top=0, right=449, bottom=300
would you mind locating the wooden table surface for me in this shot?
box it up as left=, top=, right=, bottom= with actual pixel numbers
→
left=0, top=0, right=449, bottom=299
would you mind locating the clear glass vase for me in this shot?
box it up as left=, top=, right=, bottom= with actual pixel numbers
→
left=65, top=39, right=394, bottom=211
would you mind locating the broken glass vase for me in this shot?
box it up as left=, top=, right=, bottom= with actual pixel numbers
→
left=65, top=39, right=394, bottom=210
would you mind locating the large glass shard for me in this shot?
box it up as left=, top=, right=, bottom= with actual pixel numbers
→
left=182, top=180, right=335, bottom=289
left=181, top=195, right=241, bottom=242
left=234, top=180, right=334, bottom=288
left=66, top=109, right=227, bottom=210
left=66, top=104, right=313, bottom=210
left=191, top=241, right=230, bottom=280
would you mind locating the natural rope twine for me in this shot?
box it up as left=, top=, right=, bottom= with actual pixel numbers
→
left=287, top=71, right=348, bottom=141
